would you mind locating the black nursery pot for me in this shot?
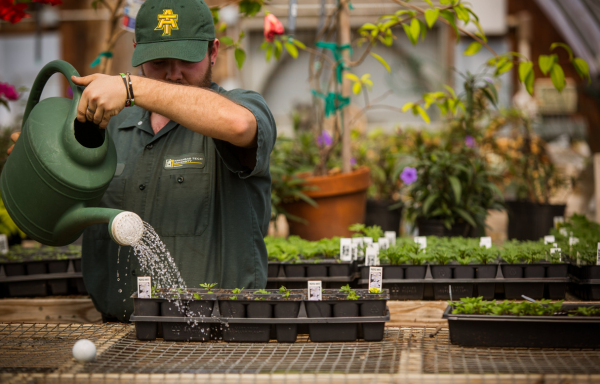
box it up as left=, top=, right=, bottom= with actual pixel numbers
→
left=524, top=265, right=545, bottom=278
left=360, top=266, right=369, bottom=280
left=4, top=263, right=26, bottom=276
left=405, top=265, right=426, bottom=279
left=219, top=300, right=246, bottom=318
left=47, top=260, right=69, bottom=273
left=26, top=261, right=47, bottom=275
left=506, top=201, right=566, bottom=241
left=453, top=265, right=475, bottom=279
left=268, top=264, right=279, bottom=278
left=332, top=301, right=359, bottom=317
left=547, top=264, right=568, bottom=278
left=360, top=300, right=386, bottom=316
left=306, top=264, right=328, bottom=277
left=417, top=218, right=476, bottom=238
left=501, top=264, right=523, bottom=278
left=383, top=265, right=404, bottom=279
left=188, top=300, right=214, bottom=317
left=365, top=199, right=402, bottom=232
left=133, top=298, right=160, bottom=341
left=431, top=265, right=452, bottom=279
left=246, top=301, right=273, bottom=318
left=329, top=264, right=351, bottom=277
left=284, top=264, right=306, bottom=277
left=475, top=265, right=497, bottom=278
left=274, top=300, right=301, bottom=343
left=306, top=301, right=332, bottom=317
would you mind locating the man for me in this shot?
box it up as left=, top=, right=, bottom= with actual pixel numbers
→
left=11, top=0, right=275, bottom=322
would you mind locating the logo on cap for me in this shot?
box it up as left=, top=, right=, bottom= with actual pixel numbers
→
left=155, top=9, right=179, bottom=36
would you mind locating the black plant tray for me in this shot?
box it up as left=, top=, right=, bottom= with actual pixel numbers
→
left=568, top=277, right=600, bottom=301
left=358, top=264, right=569, bottom=300
left=443, top=304, right=600, bottom=348
left=130, top=303, right=390, bottom=343
left=267, top=261, right=359, bottom=290
left=0, top=259, right=85, bottom=297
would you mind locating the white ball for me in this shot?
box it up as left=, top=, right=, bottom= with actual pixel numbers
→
left=72, top=339, right=96, bottom=362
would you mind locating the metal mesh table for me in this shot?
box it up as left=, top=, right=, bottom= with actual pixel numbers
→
left=1, top=323, right=599, bottom=383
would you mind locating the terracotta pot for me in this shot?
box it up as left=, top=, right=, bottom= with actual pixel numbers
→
left=284, top=167, right=371, bottom=240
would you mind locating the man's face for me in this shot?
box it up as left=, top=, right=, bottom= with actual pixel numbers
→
left=139, top=40, right=219, bottom=88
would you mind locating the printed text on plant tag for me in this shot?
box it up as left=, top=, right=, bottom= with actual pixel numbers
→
left=369, top=267, right=383, bottom=292
left=479, top=236, right=492, bottom=249
left=137, top=276, right=151, bottom=299
left=340, top=238, right=352, bottom=262
left=308, top=281, right=322, bottom=301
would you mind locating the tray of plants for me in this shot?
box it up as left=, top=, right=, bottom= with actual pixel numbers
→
left=443, top=297, right=600, bottom=348
left=358, top=237, right=570, bottom=300
left=265, top=236, right=359, bottom=289
left=130, top=286, right=390, bottom=343
left=0, top=244, right=84, bottom=297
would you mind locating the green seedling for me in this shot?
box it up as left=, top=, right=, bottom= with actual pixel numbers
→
left=569, top=306, right=600, bottom=317
left=340, top=284, right=359, bottom=300
left=151, top=285, right=159, bottom=299
left=279, top=286, right=290, bottom=298
left=193, top=292, right=203, bottom=300
left=433, top=250, right=451, bottom=265
left=500, top=248, right=522, bottom=264
left=474, top=248, right=496, bottom=264
left=255, top=288, right=269, bottom=294
left=199, top=282, right=217, bottom=293
left=455, top=255, right=473, bottom=265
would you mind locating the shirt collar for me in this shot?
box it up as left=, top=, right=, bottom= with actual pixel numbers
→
left=116, top=106, right=147, bottom=129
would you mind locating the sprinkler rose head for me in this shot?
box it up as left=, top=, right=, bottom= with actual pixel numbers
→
left=110, top=211, right=144, bottom=246
left=72, top=339, right=96, bottom=362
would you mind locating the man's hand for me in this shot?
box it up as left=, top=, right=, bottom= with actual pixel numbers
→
left=71, top=74, right=128, bottom=129
left=7, top=132, right=20, bottom=155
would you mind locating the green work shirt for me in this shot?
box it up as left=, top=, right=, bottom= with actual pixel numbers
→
left=82, top=82, right=276, bottom=321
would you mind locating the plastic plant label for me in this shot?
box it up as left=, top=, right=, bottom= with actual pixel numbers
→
left=544, top=235, right=555, bottom=245
left=384, top=231, right=397, bottom=246
left=553, top=216, right=564, bottom=229
left=352, top=237, right=364, bottom=258
left=559, top=228, right=568, bottom=236
left=363, top=237, right=373, bottom=245
left=378, top=237, right=390, bottom=250
left=137, top=276, right=151, bottom=299
left=479, top=237, right=492, bottom=249
left=350, top=243, right=359, bottom=261
left=308, top=281, right=322, bottom=301
left=414, top=236, right=427, bottom=252
left=550, top=248, right=561, bottom=254
left=339, top=238, right=352, bottom=262
left=365, top=243, right=380, bottom=266
left=597, top=243, right=600, bottom=266
left=569, top=237, right=579, bottom=246
left=0, top=234, right=8, bottom=255
left=369, top=267, right=383, bottom=292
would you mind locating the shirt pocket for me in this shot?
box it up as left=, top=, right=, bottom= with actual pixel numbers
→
left=154, top=171, right=210, bottom=236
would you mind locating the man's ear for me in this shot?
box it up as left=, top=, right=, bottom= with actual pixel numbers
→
left=211, top=39, right=220, bottom=65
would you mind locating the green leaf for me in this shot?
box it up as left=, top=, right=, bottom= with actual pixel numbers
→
left=265, top=43, right=273, bottom=62
left=455, top=5, right=470, bottom=23
left=423, top=0, right=434, bottom=6
left=425, top=8, right=439, bottom=28
left=274, top=40, right=283, bottom=59
left=452, top=207, right=477, bottom=227
left=370, top=52, right=391, bottom=72
left=550, top=42, right=573, bottom=61
left=414, top=105, right=430, bottom=124
left=463, top=41, right=481, bottom=56
left=539, top=54, right=556, bottom=75
left=210, top=6, right=219, bottom=24
left=409, top=18, right=421, bottom=43
left=495, top=60, right=513, bottom=76
left=220, top=36, right=234, bottom=46
left=573, top=57, right=591, bottom=83
left=285, top=42, right=298, bottom=58
left=443, top=84, right=456, bottom=98
left=440, top=10, right=459, bottom=42
left=291, top=38, right=306, bottom=50
left=360, top=23, right=378, bottom=31
left=524, top=70, right=534, bottom=95
left=518, top=61, right=533, bottom=83
left=234, top=48, right=246, bottom=69
left=550, top=63, right=566, bottom=92
left=448, top=176, right=462, bottom=203
left=481, top=87, right=497, bottom=107
left=423, top=193, right=438, bottom=214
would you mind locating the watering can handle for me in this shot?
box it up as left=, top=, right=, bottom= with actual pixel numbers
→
left=22, top=60, right=82, bottom=130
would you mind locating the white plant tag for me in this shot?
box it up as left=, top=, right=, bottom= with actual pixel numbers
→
left=369, top=266, right=383, bottom=292
left=569, top=237, right=579, bottom=246
left=352, top=237, right=364, bottom=257
left=550, top=248, right=561, bottom=254
left=365, top=243, right=380, bottom=266
left=350, top=243, right=358, bottom=261
left=363, top=237, right=373, bottom=245
left=559, top=228, right=568, bottom=236
left=308, top=281, right=322, bottom=301
left=479, top=237, right=492, bottom=249
left=553, top=216, right=564, bottom=229
left=340, top=238, right=352, bottom=262
left=0, top=234, right=8, bottom=255
left=414, top=236, right=427, bottom=252
left=378, top=237, right=390, bottom=250
left=137, top=276, right=151, bottom=299
left=544, top=235, right=555, bottom=245
left=597, top=243, right=600, bottom=266
left=384, top=231, right=397, bottom=246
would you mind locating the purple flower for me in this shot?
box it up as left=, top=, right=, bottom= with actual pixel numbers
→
left=465, top=135, right=476, bottom=148
left=317, top=131, right=333, bottom=147
left=483, top=77, right=494, bottom=85
left=350, top=157, right=357, bottom=166
left=400, top=167, right=417, bottom=185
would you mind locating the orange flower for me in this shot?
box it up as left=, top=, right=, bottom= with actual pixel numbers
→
left=264, top=13, right=284, bottom=42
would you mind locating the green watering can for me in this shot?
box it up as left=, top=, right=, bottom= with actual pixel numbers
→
left=0, top=60, right=143, bottom=247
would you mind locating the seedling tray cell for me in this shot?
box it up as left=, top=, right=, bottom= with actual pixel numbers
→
left=443, top=304, right=600, bottom=348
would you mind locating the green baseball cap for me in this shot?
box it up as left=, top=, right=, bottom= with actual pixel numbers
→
left=132, top=0, right=215, bottom=67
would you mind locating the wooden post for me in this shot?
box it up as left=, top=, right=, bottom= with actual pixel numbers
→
left=338, top=0, right=352, bottom=174
left=594, top=153, right=600, bottom=223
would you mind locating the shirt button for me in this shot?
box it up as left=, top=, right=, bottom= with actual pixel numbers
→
left=138, top=121, right=143, bottom=125
left=146, top=144, right=153, bottom=150
left=139, top=184, right=145, bottom=190
left=177, top=177, right=184, bottom=183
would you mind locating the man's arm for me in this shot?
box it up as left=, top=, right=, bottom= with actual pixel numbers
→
left=71, top=75, right=258, bottom=148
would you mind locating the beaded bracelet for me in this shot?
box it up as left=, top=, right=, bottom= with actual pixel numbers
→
left=119, top=73, right=134, bottom=107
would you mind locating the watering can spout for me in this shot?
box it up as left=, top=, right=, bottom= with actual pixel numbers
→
left=55, top=207, right=144, bottom=246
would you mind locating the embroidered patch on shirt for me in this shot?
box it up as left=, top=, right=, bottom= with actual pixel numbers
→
left=163, top=153, right=205, bottom=169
